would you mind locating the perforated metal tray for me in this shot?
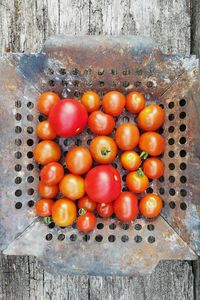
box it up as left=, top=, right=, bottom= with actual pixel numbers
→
left=0, top=36, right=200, bottom=275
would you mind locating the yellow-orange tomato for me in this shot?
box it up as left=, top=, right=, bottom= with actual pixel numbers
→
left=38, top=181, right=58, bottom=198
left=34, top=141, right=61, bottom=165
left=115, top=123, right=140, bottom=151
left=126, top=91, right=146, bottom=114
left=138, top=104, right=165, bottom=131
left=139, top=194, right=163, bottom=218
left=59, top=174, right=85, bottom=200
left=120, top=151, right=141, bottom=171
left=81, top=91, right=100, bottom=113
left=66, top=146, right=93, bottom=175
left=35, top=198, right=54, bottom=217
left=52, top=198, right=77, bottom=227
left=36, top=120, right=56, bottom=140
left=126, top=169, right=149, bottom=193
left=37, top=92, right=60, bottom=116
left=143, top=158, right=164, bottom=179
left=90, top=136, right=117, bottom=164
left=102, top=91, right=125, bottom=116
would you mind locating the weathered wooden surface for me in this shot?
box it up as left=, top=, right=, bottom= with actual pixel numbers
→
left=0, top=0, right=199, bottom=299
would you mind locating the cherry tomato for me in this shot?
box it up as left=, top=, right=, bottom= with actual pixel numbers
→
left=115, top=122, right=140, bottom=150
left=102, top=91, right=125, bottom=116
left=36, top=120, right=56, bottom=140
left=35, top=198, right=54, bottom=217
left=81, top=91, right=100, bottom=113
left=85, top=165, right=121, bottom=203
left=34, top=141, right=61, bottom=165
left=37, top=92, right=60, bottom=116
left=114, top=192, right=138, bottom=222
left=138, top=104, right=165, bottom=131
left=126, top=91, right=146, bottom=114
left=120, top=151, right=141, bottom=171
left=139, top=132, right=165, bottom=156
left=88, top=111, right=115, bottom=135
left=76, top=211, right=96, bottom=233
left=52, top=198, right=77, bottom=227
left=59, top=174, right=85, bottom=200
left=126, top=169, right=149, bottom=193
left=77, top=196, right=96, bottom=212
left=143, top=158, right=164, bottom=179
left=139, top=194, right=163, bottom=218
left=65, top=146, right=92, bottom=175
left=49, top=99, right=88, bottom=137
left=90, top=136, right=117, bottom=164
left=97, top=202, right=114, bottom=218
left=40, top=162, right=64, bottom=186
left=38, top=181, right=58, bottom=198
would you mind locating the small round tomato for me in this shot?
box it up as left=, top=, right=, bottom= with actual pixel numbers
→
left=143, top=158, right=164, bottom=179
left=40, top=162, right=64, bottom=185
left=126, top=91, right=146, bottom=114
left=139, top=194, right=163, bottom=218
left=126, top=169, right=149, bottom=193
left=90, top=136, right=117, bottom=164
left=88, top=111, right=115, bottom=135
left=97, top=202, right=114, bottom=218
left=66, top=146, right=92, bottom=175
left=35, top=198, right=54, bottom=217
left=139, top=132, right=165, bottom=156
left=81, top=91, right=100, bottom=113
left=34, top=141, right=61, bottom=165
left=37, top=92, right=60, bottom=116
left=76, top=211, right=96, bottom=233
left=114, top=192, right=138, bottom=222
left=120, top=151, right=141, bottom=171
left=102, top=91, right=125, bottom=116
left=77, top=196, right=96, bottom=212
left=115, top=123, right=140, bottom=151
left=138, top=104, right=165, bottom=131
left=38, top=181, right=58, bottom=198
left=52, top=198, right=77, bottom=227
left=36, top=120, right=56, bottom=140
left=59, top=174, right=85, bottom=200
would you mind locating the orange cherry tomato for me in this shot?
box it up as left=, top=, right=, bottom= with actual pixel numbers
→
left=126, top=169, right=149, bottom=193
left=77, top=196, right=96, bottom=212
left=115, top=122, right=140, bottom=150
left=102, top=91, right=125, bottom=116
left=40, top=162, right=64, bottom=186
left=59, top=174, right=85, bottom=200
left=90, top=136, right=117, bottom=164
left=139, top=194, right=163, bottom=218
left=34, top=141, right=61, bottom=165
left=66, top=146, right=92, bottom=175
left=143, top=158, right=164, bottom=179
left=88, top=111, right=115, bottom=135
left=120, top=151, right=141, bottom=171
left=38, top=181, right=58, bottom=198
left=76, top=211, right=96, bottom=233
left=81, top=91, right=100, bottom=113
left=139, top=132, right=165, bottom=156
left=96, top=202, right=114, bottom=218
left=36, top=120, right=56, bottom=140
left=37, top=92, right=60, bottom=116
left=114, top=192, right=138, bottom=222
left=35, top=198, right=54, bottom=217
left=138, top=104, right=165, bottom=131
left=126, top=91, right=146, bottom=114
left=52, top=198, right=77, bottom=227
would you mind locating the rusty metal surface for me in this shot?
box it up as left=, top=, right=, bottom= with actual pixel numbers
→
left=0, top=36, right=199, bottom=275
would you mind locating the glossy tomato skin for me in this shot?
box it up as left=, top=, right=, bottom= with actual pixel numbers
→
left=35, top=198, right=54, bottom=217
left=59, top=174, right=85, bottom=200
left=52, top=198, right=77, bottom=227
left=88, top=111, right=115, bottom=135
left=90, top=136, right=117, bottom=164
left=139, top=132, right=165, bottom=156
left=143, top=158, right=164, bottom=179
left=120, top=151, right=141, bottom=171
left=97, top=202, right=114, bottom=218
left=81, top=91, right=100, bottom=113
left=76, top=212, right=96, bottom=233
left=38, top=181, right=58, bottom=198
left=102, top=91, right=125, bottom=116
left=66, top=146, right=92, bottom=175
left=40, top=162, right=64, bottom=185
left=138, top=104, right=165, bottom=131
left=115, top=122, right=140, bottom=151
left=85, top=165, right=122, bottom=203
left=114, top=192, right=138, bottom=222
left=126, top=170, right=149, bottom=193
left=139, top=194, right=162, bottom=218
left=77, top=196, right=96, bottom=212
left=49, top=99, right=88, bottom=137
left=34, top=141, right=61, bottom=165
left=126, top=91, right=146, bottom=114
left=36, top=120, right=56, bottom=140
left=37, top=92, right=60, bottom=116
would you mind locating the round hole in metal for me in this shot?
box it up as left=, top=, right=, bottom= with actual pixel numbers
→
left=180, top=163, right=187, bottom=170
left=120, top=223, right=129, bottom=230
left=159, top=104, right=164, bottom=109
left=169, top=175, right=175, bottom=183
left=15, top=202, right=22, bottom=209
left=134, top=81, right=141, bottom=87
left=70, top=234, right=77, bottom=241
left=27, top=164, right=34, bottom=171
left=47, top=68, right=54, bottom=75
left=180, top=176, right=187, bottom=183
left=97, top=223, right=104, bottom=230
left=15, top=100, right=21, bottom=108
left=168, top=102, right=174, bottom=109
left=27, top=114, right=33, bottom=121
left=121, top=235, right=129, bottom=242
left=48, top=222, right=55, bottom=229
left=123, top=81, right=129, bottom=87
left=83, top=234, right=90, bottom=242
left=27, top=200, right=34, bottom=207
left=147, top=187, right=153, bottom=193
left=108, top=235, right=116, bottom=242
left=159, top=176, right=164, bottom=182
left=169, top=188, right=175, bottom=196
left=179, top=112, right=186, bottom=119
left=87, top=139, right=92, bottom=145
left=27, top=102, right=34, bottom=109
left=122, top=175, right=126, bottom=182
left=15, top=139, right=22, bottom=146
left=15, top=164, right=22, bottom=172
left=48, top=80, right=55, bottom=87
left=157, top=127, right=164, bottom=134
left=38, top=115, right=47, bottom=122
left=15, top=177, right=22, bottom=184
left=179, top=124, right=186, bottom=131
left=95, top=235, right=103, bottom=242
left=15, top=126, right=22, bottom=133
left=58, top=234, right=65, bottom=241
left=27, top=126, right=34, bottom=134
left=59, top=68, right=66, bottom=75
left=27, top=151, right=33, bottom=159
left=168, top=114, right=174, bottom=121
left=146, top=81, right=153, bottom=88
left=27, top=188, right=34, bottom=195
left=46, top=233, right=53, bottom=241
left=134, top=235, right=142, bottom=243
left=179, top=137, right=186, bottom=144
left=15, top=189, right=22, bottom=197
left=168, top=150, right=175, bottom=158
left=169, top=163, right=175, bottom=170
left=147, top=224, right=155, bottom=231
left=75, top=139, right=82, bottom=146
left=134, top=224, right=142, bottom=231
left=180, top=202, right=187, bottom=210
left=180, top=189, right=187, bottom=197
left=27, top=139, right=34, bottom=146
left=15, top=151, right=22, bottom=159
left=169, top=201, right=176, bottom=209
left=148, top=236, right=155, bottom=243
left=159, top=187, right=165, bottom=195
left=168, top=126, right=174, bottom=133
left=168, top=138, right=174, bottom=145
left=180, top=150, right=187, bottom=157
left=15, top=113, right=22, bottom=121
left=109, top=223, right=116, bottom=230
left=179, top=99, right=186, bottom=107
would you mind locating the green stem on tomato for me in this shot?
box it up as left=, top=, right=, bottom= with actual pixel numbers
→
left=78, top=208, right=87, bottom=216
left=137, top=168, right=144, bottom=177
left=44, top=216, right=52, bottom=224
left=140, top=151, right=148, bottom=160
left=101, top=147, right=110, bottom=156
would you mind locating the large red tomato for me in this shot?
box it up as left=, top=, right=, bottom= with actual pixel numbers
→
left=138, top=104, right=165, bottom=131
left=49, top=99, right=88, bottom=137
left=85, top=165, right=121, bottom=203
left=114, top=192, right=138, bottom=222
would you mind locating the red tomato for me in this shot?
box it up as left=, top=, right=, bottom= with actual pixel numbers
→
left=59, top=174, right=85, bottom=200
left=85, top=165, right=122, bottom=203
left=76, top=211, right=96, bottom=233
left=37, top=92, right=60, bottom=116
left=35, top=198, right=54, bottom=217
left=102, top=91, right=125, bottom=116
left=139, top=132, right=165, bottom=156
left=38, top=181, right=58, bottom=198
left=88, top=111, right=115, bottom=135
left=90, top=136, right=117, bottom=164
left=138, top=104, right=165, bottom=131
left=49, top=99, right=88, bottom=137
left=115, top=123, right=140, bottom=150
left=34, top=141, right=61, bottom=165
left=81, top=91, right=100, bottom=113
left=114, top=192, right=138, bottom=222
left=97, top=202, right=114, bottom=218
left=36, top=120, right=56, bottom=140
left=126, top=169, right=149, bottom=193
left=126, top=91, right=146, bottom=114
left=139, top=194, right=163, bottom=218
left=66, top=146, right=92, bottom=175
left=40, top=162, right=64, bottom=185
left=120, top=151, right=141, bottom=171
left=78, top=196, right=96, bottom=212
left=143, top=158, right=164, bottom=179
left=52, top=198, right=77, bottom=227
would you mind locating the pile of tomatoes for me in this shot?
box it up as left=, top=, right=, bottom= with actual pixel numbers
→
left=34, top=90, right=165, bottom=233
